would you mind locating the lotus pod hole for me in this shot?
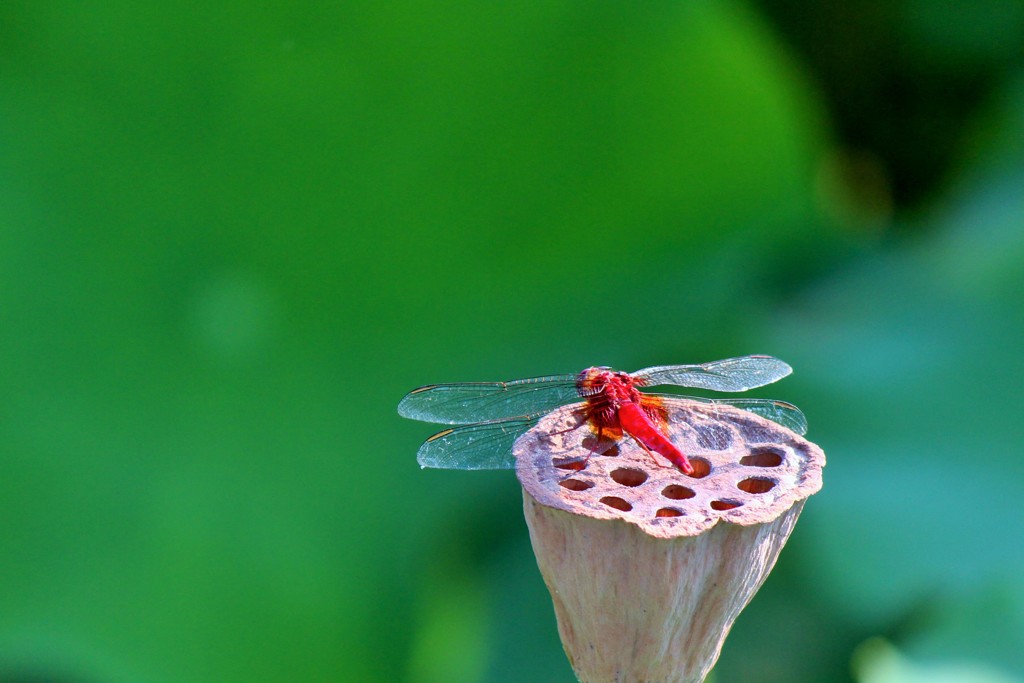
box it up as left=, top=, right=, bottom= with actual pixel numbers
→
left=516, top=401, right=824, bottom=683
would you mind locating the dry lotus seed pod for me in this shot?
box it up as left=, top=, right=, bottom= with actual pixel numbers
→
left=515, top=401, right=825, bottom=683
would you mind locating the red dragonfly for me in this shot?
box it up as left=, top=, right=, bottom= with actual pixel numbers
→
left=398, top=355, right=806, bottom=474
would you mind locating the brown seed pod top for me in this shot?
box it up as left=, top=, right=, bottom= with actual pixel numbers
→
left=514, top=400, right=825, bottom=539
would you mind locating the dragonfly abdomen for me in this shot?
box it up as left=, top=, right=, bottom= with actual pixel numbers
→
left=617, top=402, right=694, bottom=475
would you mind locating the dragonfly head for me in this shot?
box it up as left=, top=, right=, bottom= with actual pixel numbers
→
left=576, top=366, right=635, bottom=397
left=576, top=366, right=607, bottom=395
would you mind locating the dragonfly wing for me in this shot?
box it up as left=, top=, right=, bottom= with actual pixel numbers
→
left=633, top=355, right=793, bottom=392
left=647, top=393, right=808, bottom=435
left=709, top=398, right=808, bottom=435
left=416, top=416, right=541, bottom=470
left=398, top=374, right=579, bottom=424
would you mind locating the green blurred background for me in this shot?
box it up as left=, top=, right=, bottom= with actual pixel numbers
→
left=2, top=1, right=1023, bottom=681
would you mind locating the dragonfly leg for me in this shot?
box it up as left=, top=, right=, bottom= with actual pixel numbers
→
left=555, top=425, right=600, bottom=476
left=580, top=424, right=606, bottom=469
left=548, top=408, right=590, bottom=438
left=555, top=422, right=621, bottom=477
left=630, top=434, right=672, bottom=469
left=546, top=409, right=604, bottom=473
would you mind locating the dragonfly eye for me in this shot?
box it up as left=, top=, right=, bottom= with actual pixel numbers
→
left=577, top=366, right=611, bottom=384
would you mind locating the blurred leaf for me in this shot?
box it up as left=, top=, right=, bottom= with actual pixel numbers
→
left=770, top=163, right=1024, bottom=624
left=407, top=572, right=488, bottom=683
left=854, top=639, right=1023, bottom=683
left=901, top=578, right=1024, bottom=677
